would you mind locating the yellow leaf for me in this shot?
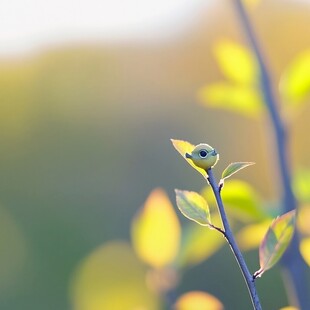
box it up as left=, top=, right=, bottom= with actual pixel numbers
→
left=174, top=291, right=223, bottom=310
left=70, top=241, right=159, bottom=310
left=300, top=237, right=310, bottom=267
left=213, top=40, right=258, bottom=85
left=255, top=210, right=296, bottom=277
left=297, top=205, right=310, bottom=235
left=198, top=83, right=262, bottom=118
left=279, top=307, right=299, bottom=310
left=280, top=50, right=310, bottom=104
left=131, top=188, right=181, bottom=268
left=237, top=221, right=271, bottom=251
left=171, top=139, right=208, bottom=180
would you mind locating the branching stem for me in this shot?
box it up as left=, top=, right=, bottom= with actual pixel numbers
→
left=232, top=1, right=310, bottom=308
left=207, top=168, right=262, bottom=310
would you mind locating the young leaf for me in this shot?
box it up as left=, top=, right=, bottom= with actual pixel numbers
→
left=254, top=210, right=296, bottom=278
left=221, top=162, right=255, bottom=180
left=175, top=190, right=211, bottom=226
left=171, top=139, right=208, bottom=180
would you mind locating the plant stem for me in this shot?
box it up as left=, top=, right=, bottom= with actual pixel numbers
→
left=207, top=168, right=262, bottom=310
left=233, top=1, right=310, bottom=308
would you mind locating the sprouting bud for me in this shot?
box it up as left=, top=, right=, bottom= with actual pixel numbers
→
left=185, top=143, right=219, bottom=170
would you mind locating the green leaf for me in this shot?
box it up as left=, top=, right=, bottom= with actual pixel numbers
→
left=198, top=83, right=262, bottom=118
left=175, top=190, right=211, bottom=226
left=254, top=210, right=296, bottom=278
left=221, top=162, right=255, bottom=180
left=280, top=50, right=310, bottom=104
left=171, top=139, right=208, bottom=180
left=213, top=39, right=258, bottom=85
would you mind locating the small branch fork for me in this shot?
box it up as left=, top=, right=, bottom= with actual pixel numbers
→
left=207, top=168, right=262, bottom=310
left=232, top=1, right=310, bottom=308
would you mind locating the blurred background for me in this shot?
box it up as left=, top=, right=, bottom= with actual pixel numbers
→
left=1, top=0, right=310, bottom=309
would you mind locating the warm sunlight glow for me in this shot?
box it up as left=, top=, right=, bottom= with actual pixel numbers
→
left=0, top=0, right=211, bottom=56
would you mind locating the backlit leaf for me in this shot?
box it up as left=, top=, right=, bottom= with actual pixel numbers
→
left=131, top=188, right=181, bottom=268
left=174, top=291, right=223, bottom=310
left=171, top=139, right=208, bottom=180
left=213, top=40, right=258, bottom=85
left=254, top=210, right=296, bottom=278
left=198, top=83, right=262, bottom=117
left=221, top=162, right=255, bottom=180
left=176, top=221, right=225, bottom=267
left=300, top=237, right=310, bottom=267
left=175, top=190, right=211, bottom=226
left=280, top=50, right=310, bottom=104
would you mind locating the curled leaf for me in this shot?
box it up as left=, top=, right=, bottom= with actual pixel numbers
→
left=171, top=139, right=208, bottom=180
left=175, top=190, right=211, bottom=226
left=221, top=162, right=255, bottom=181
left=254, top=210, right=296, bottom=278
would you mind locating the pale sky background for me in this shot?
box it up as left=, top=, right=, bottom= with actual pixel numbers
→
left=0, top=0, right=212, bottom=57
left=0, top=0, right=309, bottom=57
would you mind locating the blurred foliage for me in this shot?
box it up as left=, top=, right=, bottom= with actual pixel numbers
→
left=174, top=291, right=223, bottom=310
left=198, top=40, right=263, bottom=118
left=70, top=241, right=160, bottom=310
left=131, top=189, right=181, bottom=268
left=0, top=0, right=310, bottom=310
left=280, top=50, right=310, bottom=105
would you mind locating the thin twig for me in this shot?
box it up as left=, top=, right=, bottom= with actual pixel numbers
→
left=207, top=168, right=262, bottom=310
left=232, top=1, right=310, bottom=308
